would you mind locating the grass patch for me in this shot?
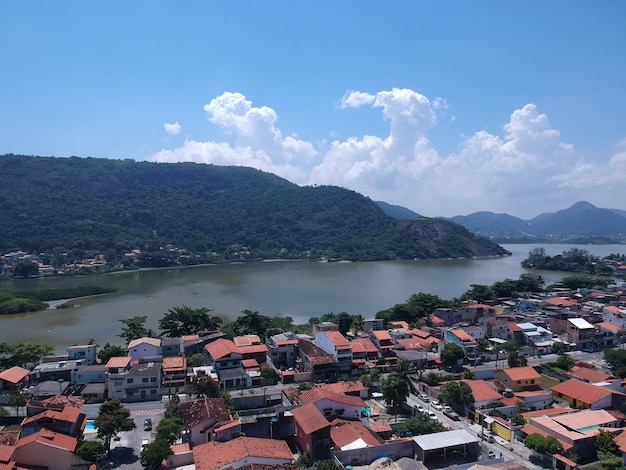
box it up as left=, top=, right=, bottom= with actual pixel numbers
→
left=538, top=374, right=561, bottom=390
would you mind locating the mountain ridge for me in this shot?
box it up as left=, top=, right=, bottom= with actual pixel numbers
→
left=0, top=154, right=510, bottom=262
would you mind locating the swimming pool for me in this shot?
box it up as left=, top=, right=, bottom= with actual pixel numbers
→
left=85, top=420, right=96, bottom=431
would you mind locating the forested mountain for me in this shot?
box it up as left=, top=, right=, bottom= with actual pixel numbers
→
left=447, top=201, right=626, bottom=242
left=0, top=155, right=509, bottom=262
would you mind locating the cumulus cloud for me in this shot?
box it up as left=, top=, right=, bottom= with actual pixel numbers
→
left=153, top=92, right=316, bottom=183
left=163, top=121, right=181, bottom=135
left=152, top=88, right=621, bottom=218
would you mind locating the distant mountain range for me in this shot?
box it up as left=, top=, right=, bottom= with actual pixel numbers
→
left=376, top=200, right=626, bottom=243
left=0, top=155, right=510, bottom=262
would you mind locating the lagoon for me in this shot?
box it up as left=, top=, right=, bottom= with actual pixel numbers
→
left=1, top=244, right=624, bottom=353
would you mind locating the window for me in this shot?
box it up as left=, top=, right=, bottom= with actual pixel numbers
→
left=127, top=378, right=133, bottom=384
left=143, top=378, right=149, bottom=383
left=151, top=377, right=157, bottom=382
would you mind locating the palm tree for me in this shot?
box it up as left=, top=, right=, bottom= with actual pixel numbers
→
left=380, top=360, right=416, bottom=421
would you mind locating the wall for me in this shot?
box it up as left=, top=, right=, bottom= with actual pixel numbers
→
left=332, top=439, right=415, bottom=467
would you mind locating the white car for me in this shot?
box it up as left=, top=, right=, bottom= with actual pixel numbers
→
left=416, top=404, right=425, bottom=414
left=431, top=400, right=443, bottom=410
left=428, top=411, right=438, bottom=422
left=418, top=393, right=429, bottom=402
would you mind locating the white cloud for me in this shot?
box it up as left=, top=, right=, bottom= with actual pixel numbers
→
left=340, top=90, right=375, bottom=108
left=163, top=121, right=181, bottom=135
left=152, top=88, right=622, bottom=219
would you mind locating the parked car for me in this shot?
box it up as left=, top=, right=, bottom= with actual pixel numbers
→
left=143, top=418, right=152, bottom=431
left=141, top=439, right=150, bottom=450
left=428, top=411, right=438, bottom=422
left=415, top=404, right=425, bottom=414
left=488, top=450, right=496, bottom=459
left=431, top=400, right=443, bottom=410
left=418, top=393, right=429, bottom=402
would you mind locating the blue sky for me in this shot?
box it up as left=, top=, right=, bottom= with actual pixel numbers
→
left=1, top=1, right=625, bottom=219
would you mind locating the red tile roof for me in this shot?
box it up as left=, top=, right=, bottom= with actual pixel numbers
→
left=502, top=366, right=541, bottom=382
left=369, top=420, right=392, bottom=433
left=450, top=329, right=474, bottom=342
left=551, top=379, right=619, bottom=405
left=297, top=340, right=338, bottom=366
left=299, top=387, right=368, bottom=408
left=0, top=367, right=29, bottom=384
left=233, top=335, right=262, bottom=347
left=193, top=436, right=293, bottom=470
left=105, top=356, right=130, bottom=368
left=15, top=429, right=77, bottom=452
left=292, top=403, right=329, bottom=434
left=371, top=330, right=392, bottom=341
left=320, top=381, right=367, bottom=395
left=460, top=380, right=502, bottom=403
left=569, top=366, right=615, bottom=383
left=22, top=406, right=84, bottom=426
left=321, top=331, right=351, bottom=348
left=177, top=398, right=232, bottom=430
left=205, top=338, right=240, bottom=360
left=162, top=356, right=186, bottom=371
left=350, top=337, right=378, bottom=354
left=330, top=418, right=383, bottom=449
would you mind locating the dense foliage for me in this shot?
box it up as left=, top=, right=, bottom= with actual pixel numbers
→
left=0, top=291, right=46, bottom=314
left=521, top=247, right=614, bottom=275
left=0, top=154, right=509, bottom=262
left=394, top=414, right=447, bottom=437
left=0, top=342, right=54, bottom=367
left=0, top=286, right=114, bottom=315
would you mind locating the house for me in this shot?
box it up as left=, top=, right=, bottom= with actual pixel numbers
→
left=297, top=339, right=339, bottom=383
left=162, top=356, right=187, bottom=395
left=234, top=335, right=268, bottom=364
left=193, top=436, right=294, bottom=470
left=443, top=329, right=478, bottom=356
left=178, top=397, right=240, bottom=446
left=459, top=380, right=502, bottom=412
left=11, top=429, right=91, bottom=470
left=494, top=366, right=541, bottom=392
left=568, top=366, right=617, bottom=386
left=71, top=363, right=106, bottom=385
left=516, top=322, right=553, bottom=353
left=0, top=366, right=30, bottom=391
left=298, top=386, right=369, bottom=420
left=105, top=356, right=132, bottom=400
left=329, top=418, right=384, bottom=450
left=266, top=331, right=299, bottom=369
left=205, top=338, right=249, bottom=390
left=596, top=322, right=622, bottom=349
left=124, top=358, right=163, bottom=402
left=21, top=404, right=87, bottom=438
left=460, top=303, right=491, bottom=323
left=127, top=337, right=161, bottom=361
left=0, top=430, right=20, bottom=468
left=350, top=337, right=379, bottom=373
left=161, top=337, right=183, bottom=357
left=432, top=308, right=462, bottom=326
left=66, top=344, right=98, bottom=365
left=567, top=318, right=596, bottom=351
left=363, top=318, right=384, bottom=332
left=368, top=330, right=395, bottom=360
left=292, top=403, right=331, bottom=461
left=315, top=331, right=353, bottom=374
left=165, top=442, right=194, bottom=469
left=551, top=378, right=624, bottom=410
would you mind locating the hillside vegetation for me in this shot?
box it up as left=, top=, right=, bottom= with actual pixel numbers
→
left=0, top=155, right=509, bottom=262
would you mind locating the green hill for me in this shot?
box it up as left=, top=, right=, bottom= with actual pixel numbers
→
left=0, top=154, right=510, bottom=262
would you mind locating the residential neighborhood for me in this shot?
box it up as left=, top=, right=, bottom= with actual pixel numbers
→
left=2, top=284, right=626, bottom=470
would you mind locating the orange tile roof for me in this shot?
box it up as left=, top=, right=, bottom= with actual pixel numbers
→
left=543, top=297, right=577, bottom=307
left=450, top=329, right=474, bottom=342
left=16, top=429, right=77, bottom=452
left=551, top=379, right=619, bottom=405
left=507, top=322, right=522, bottom=332
left=395, top=338, right=425, bottom=350
left=321, top=331, right=351, bottom=347
left=369, top=421, right=392, bottom=433
left=320, top=381, right=367, bottom=395
left=330, top=418, right=383, bottom=449
left=299, top=387, right=368, bottom=408
left=412, top=329, right=432, bottom=339
left=0, top=430, right=20, bottom=463
left=568, top=366, right=615, bottom=383
left=162, top=356, right=186, bottom=371
left=22, top=406, right=83, bottom=426
left=596, top=321, right=622, bottom=332
left=233, top=335, right=262, bottom=347
left=460, top=380, right=502, bottom=403
left=350, top=337, right=378, bottom=354
left=390, top=321, right=410, bottom=330
left=205, top=338, right=240, bottom=360
left=292, top=403, right=329, bottom=434
left=371, top=330, right=392, bottom=341
left=522, top=407, right=575, bottom=418
left=0, top=367, right=29, bottom=384
left=193, top=436, right=293, bottom=470
left=106, top=356, right=130, bottom=368
left=177, top=398, right=232, bottom=430
left=502, top=366, right=541, bottom=382
left=237, top=344, right=268, bottom=355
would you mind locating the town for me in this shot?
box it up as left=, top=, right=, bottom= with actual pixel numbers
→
left=1, top=283, right=626, bottom=470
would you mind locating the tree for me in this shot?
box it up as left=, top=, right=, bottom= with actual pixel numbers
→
left=140, top=438, right=173, bottom=470
left=191, top=374, right=220, bottom=398
left=231, top=309, right=272, bottom=339
left=508, top=352, right=528, bottom=368
left=461, top=284, right=493, bottom=303
left=118, top=316, right=155, bottom=344
left=440, top=343, right=465, bottom=368
left=395, top=414, right=446, bottom=437
left=155, top=416, right=183, bottom=444
left=439, top=381, right=474, bottom=413
left=524, top=433, right=563, bottom=454
left=596, top=429, right=618, bottom=455
left=159, top=305, right=221, bottom=337
left=96, top=343, right=126, bottom=363
left=0, top=342, right=54, bottom=368
left=555, top=355, right=575, bottom=371
left=380, top=360, right=416, bottom=419
left=511, top=414, right=526, bottom=426
left=7, top=391, right=33, bottom=417
left=94, top=399, right=136, bottom=452
left=75, top=440, right=105, bottom=463
left=187, top=353, right=204, bottom=368
left=294, top=453, right=311, bottom=468
left=13, top=259, right=39, bottom=278
left=336, top=312, right=353, bottom=335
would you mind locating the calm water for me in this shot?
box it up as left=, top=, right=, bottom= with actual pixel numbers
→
left=1, top=244, right=624, bottom=352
